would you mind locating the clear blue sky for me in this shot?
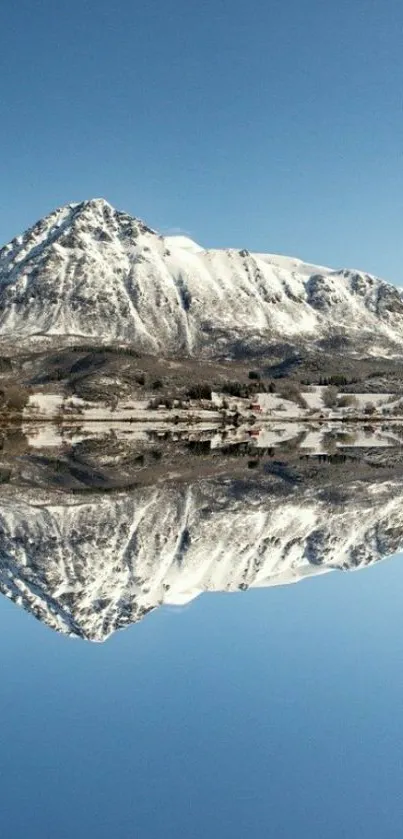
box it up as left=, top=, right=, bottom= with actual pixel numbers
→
left=1, top=552, right=403, bottom=838
left=1, top=0, right=402, bottom=281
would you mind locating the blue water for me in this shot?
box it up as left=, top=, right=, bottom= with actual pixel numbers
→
left=1, top=553, right=402, bottom=838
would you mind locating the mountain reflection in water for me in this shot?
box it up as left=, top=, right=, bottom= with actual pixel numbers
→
left=0, top=422, right=402, bottom=641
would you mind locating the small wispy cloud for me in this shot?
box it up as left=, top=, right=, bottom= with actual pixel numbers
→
left=160, top=225, right=193, bottom=237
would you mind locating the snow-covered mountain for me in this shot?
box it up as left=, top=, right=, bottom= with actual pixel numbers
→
left=0, top=478, right=401, bottom=641
left=1, top=198, right=403, bottom=354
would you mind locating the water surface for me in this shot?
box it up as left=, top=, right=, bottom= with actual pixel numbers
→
left=1, top=424, right=402, bottom=837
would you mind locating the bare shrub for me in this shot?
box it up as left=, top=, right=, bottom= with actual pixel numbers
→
left=222, top=382, right=243, bottom=397
left=337, top=432, right=357, bottom=445
left=322, top=432, right=337, bottom=454
left=338, top=394, right=358, bottom=408
left=363, top=401, right=376, bottom=415
left=2, top=386, right=29, bottom=413
left=277, top=381, right=307, bottom=409
left=187, top=384, right=211, bottom=400
left=322, top=386, right=339, bottom=409
left=2, top=430, right=28, bottom=455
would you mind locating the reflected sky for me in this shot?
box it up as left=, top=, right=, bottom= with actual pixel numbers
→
left=1, top=549, right=403, bottom=838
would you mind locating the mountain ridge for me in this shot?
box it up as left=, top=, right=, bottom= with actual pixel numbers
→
left=1, top=198, right=403, bottom=356
left=0, top=477, right=401, bottom=641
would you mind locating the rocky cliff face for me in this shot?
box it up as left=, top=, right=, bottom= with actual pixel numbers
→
left=1, top=198, right=403, bottom=355
left=0, top=478, right=401, bottom=641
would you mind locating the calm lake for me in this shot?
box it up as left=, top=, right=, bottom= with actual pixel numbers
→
left=1, top=424, right=402, bottom=838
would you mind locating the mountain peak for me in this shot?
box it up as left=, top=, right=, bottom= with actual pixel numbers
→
left=81, top=197, right=111, bottom=209
left=69, top=197, right=115, bottom=221
left=0, top=199, right=402, bottom=355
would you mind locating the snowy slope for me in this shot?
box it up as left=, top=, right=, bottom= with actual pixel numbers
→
left=0, top=478, right=401, bottom=641
left=1, top=198, right=403, bottom=354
